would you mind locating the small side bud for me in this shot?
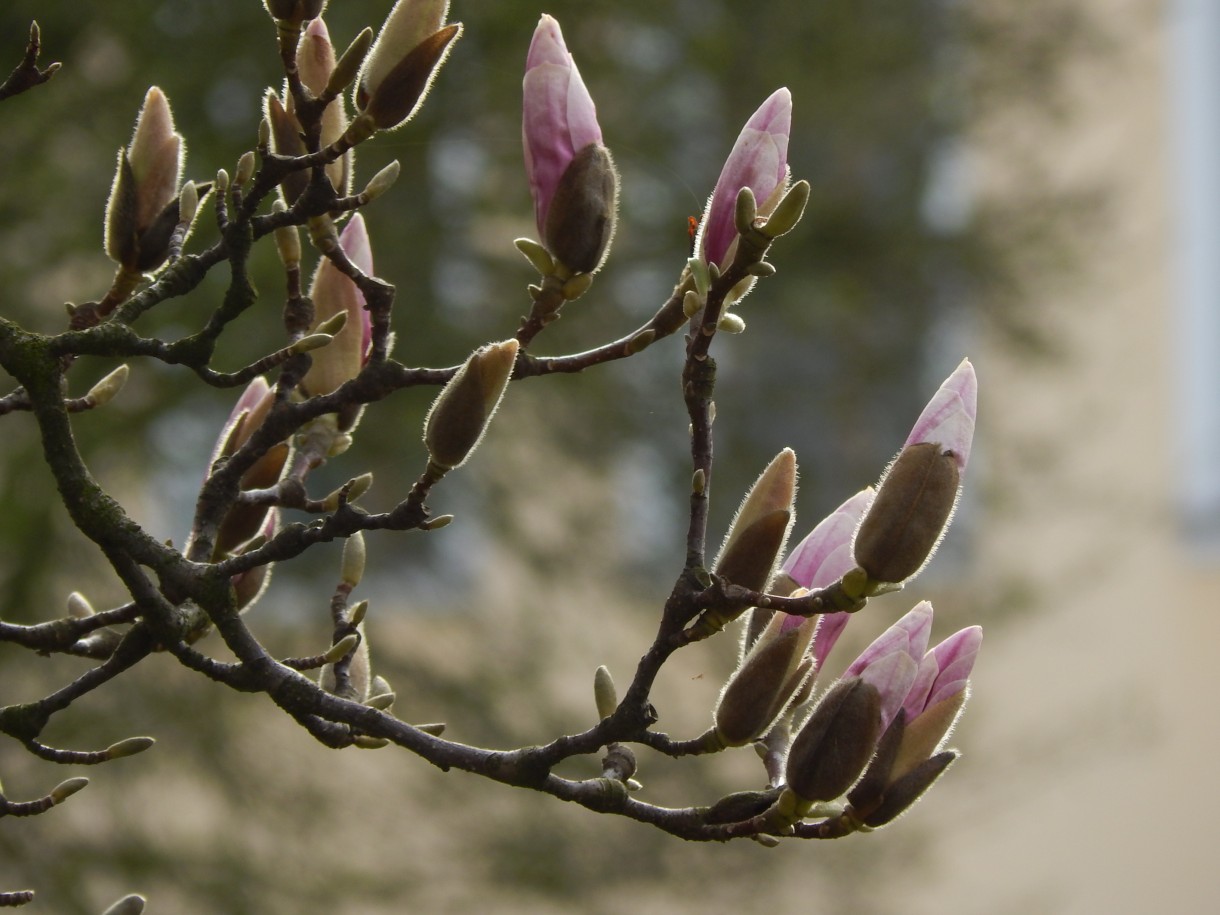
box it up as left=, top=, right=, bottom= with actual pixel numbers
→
left=215, top=168, right=230, bottom=195
left=733, top=185, right=758, bottom=238
left=322, top=633, right=359, bottom=664
left=593, top=665, right=618, bottom=720
left=360, top=159, right=401, bottom=203
left=718, top=313, right=746, bottom=334
left=106, top=736, right=156, bottom=760
left=271, top=200, right=302, bottom=268
left=415, top=722, right=446, bottom=736
left=178, top=179, right=198, bottom=227
left=292, top=332, right=334, bottom=354
left=365, top=691, right=396, bottom=710
left=861, top=751, right=956, bottom=828
left=561, top=271, right=594, bottom=301
left=761, top=179, right=810, bottom=239
left=682, top=289, right=703, bottom=318
left=423, top=340, right=519, bottom=471
left=421, top=513, right=454, bottom=531
left=99, top=895, right=147, bottom=915
left=67, top=592, right=95, bottom=619
left=627, top=329, right=656, bottom=354
left=234, top=151, right=256, bottom=187
left=353, top=735, right=390, bottom=749
left=514, top=237, right=555, bottom=276
left=349, top=599, right=369, bottom=627
left=341, top=531, right=366, bottom=588
left=313, top=309, right=349, bottom=337
left=326, top=27, right=375, bottom=99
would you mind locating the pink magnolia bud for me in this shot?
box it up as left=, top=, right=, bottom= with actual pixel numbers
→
left=522, top=15, right=616, bottom=274
left=696, top=88, right=791, bottom=269
left=905, top=358, right=977, bottom=473
left=844, top=601, right=934, bottom=732
left=104, top=87, right=186, bottom=271
left=853, top=359, right=978, bottom=586
left=301, top=214, right=374, bottom=400
left=355, top=0, right=460, bottom=132
left=777, top=488, right=874, bottom=670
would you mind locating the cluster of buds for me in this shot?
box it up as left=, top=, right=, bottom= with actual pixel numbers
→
left=696, top=361, right=979, bottom=829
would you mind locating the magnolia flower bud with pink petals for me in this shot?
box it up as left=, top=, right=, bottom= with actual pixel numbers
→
left=522, top=15, right=618, bottom=274
left=889, top=625, right=981, bottom=780
left=696, top=88, right=791, bottom=270
left=301, top=214, right=374, bottom=403
left=853, top=359, right=977, bottom=587
left=843, top=601, right=934, bottom=732
left=293, top=18, right=352, bottom=195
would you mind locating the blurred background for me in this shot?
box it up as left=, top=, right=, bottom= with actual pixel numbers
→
left=1, top=0, right=1216, bottom=912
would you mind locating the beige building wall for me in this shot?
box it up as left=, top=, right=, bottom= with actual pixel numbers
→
left=893, top=2, right=1220, bottom=911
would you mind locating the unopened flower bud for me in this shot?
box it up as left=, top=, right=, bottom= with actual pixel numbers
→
left=322, top=632, right=359, bottom=664
left=104, top=87, right=186, bottom=272
left=543, top=143, right=619, bottom=274
left=356, top=0, right=461, bottom=132
left=695, top=88, right=791, bottom=270
left=713, top=613, right=815, bottom=747
left=423, top=339, right=519, bottom=471
left=785, top=678, right=881, bottom=804
left=860, top=750, right=956, bottom=828
left=235, top=151, right=256, bottom=187
left=853, top=442, right=960, bottom=586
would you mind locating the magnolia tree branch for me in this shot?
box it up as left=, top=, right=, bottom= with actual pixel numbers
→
left=0, top=5, right=985, bottom=906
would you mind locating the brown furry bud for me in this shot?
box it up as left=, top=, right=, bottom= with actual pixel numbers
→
left=423, top=340, right=518, bottom=471
left=543, top=143, right=619, bottom=274
left=785, top=678, right=881, bottom=803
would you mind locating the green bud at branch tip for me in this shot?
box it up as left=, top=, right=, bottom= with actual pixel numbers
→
left=235, top=151, right=256, bottom=187
left=593, top=665, right=618, bottom=720
left=215, top=168, right=229, bottom=194
left=514, top=237, right=555, bottom=276
left=86, top=364, right=130, bottom=407
left=178, top=180, right=198, bottom=226
left=293, top=333, right=333, bottom=354
left=361, top=159, right=400, bottom=203
left=313, top=309, right=348, bottom=336
left=341, top=531, right=366, bottom=588
left=257, top=117, right=271, bottom=149
left=349, top=599, right=369, bottom=627
left=50, top=777, right=90, bottom=804
left=323, top=633, right=359, bottom=664
left=67, top=591, right=94, bottom=618
left=106, top=736, right=156, bottom=760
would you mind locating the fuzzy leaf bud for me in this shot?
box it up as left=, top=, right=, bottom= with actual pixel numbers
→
left=50, top=777, right=89, bottom=804
left=423, top=339, right=519, bottom=471
left=341, top=531, right=366, bottom=588
left=84, top=364, right=130, bottom=408
left=105, top=736, right=156, bottom=760
left=594, top=665, right=618, bottom=720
